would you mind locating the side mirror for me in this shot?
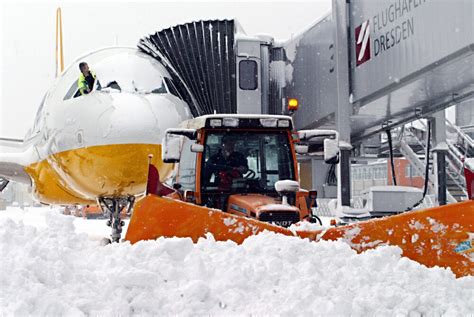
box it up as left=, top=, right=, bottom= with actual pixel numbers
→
left=297, top=129, right=339, bottom=160
left=298, top=129, right=337, bottom=142
left=190, top=144, right=204, bottom=153
left=324, top=138, right=339, bottom=164
left=166, top=128, right=197, bottom=140
left=162, top=128, right=198, bottom=163
left=162, top=133, right=183, bottom=163
left=294, top=144, right=309, bottom=155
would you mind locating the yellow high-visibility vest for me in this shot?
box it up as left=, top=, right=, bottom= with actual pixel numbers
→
left=78, top=70, right=96, bottom=95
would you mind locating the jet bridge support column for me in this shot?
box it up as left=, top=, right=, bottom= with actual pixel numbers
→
left=333, top=0, right=352, bottom=207
left=431, top=111, right=448, bottom=205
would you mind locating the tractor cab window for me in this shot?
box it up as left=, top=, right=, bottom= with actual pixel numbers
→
left=201, top=131, right=295, bottom=193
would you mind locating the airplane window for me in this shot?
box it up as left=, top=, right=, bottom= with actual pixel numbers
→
left=151, top=81, right=167, bottom=94
left=65, top=79, right=98, bottom=99
left=64, top=82, right=79, bottom=100
left=101, top=81, right=121, bottom=92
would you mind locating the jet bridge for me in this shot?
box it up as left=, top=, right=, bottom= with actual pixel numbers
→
left=139, top=20, right=236, bottom=116
left=278, top=0, right=473, bottom=208
left=139, top=20, right=277, bottom=117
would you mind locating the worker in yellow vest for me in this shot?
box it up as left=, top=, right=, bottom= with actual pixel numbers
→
left=78, top=62, right=96, bottom=95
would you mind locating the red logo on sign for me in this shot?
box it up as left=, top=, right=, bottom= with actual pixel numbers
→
left=355, top=20, right=371, bottom=66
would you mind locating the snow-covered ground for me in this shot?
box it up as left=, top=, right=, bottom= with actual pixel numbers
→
left=0, top=206, right=473, bottom=315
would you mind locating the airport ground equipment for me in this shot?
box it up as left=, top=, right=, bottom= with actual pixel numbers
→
left=135, top=114, right=326, bottom=227
left=125, top=114, right=473, bottom=278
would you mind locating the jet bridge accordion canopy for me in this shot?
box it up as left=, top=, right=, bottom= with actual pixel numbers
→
left=139, top=20, right=237, bottom=117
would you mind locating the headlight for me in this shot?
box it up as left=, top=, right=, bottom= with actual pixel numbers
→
left=260, top=118, right=278, bottom=128
left=278, top=120, right=290, bottom=128
left=223, top=117, right=239, bottom=127
left=209, top=119, right=222, bottom=127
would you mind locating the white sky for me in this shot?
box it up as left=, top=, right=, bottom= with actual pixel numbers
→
left=0, top=0, right=331, bottom=139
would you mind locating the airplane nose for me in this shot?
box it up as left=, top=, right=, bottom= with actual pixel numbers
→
left=39, top=92, right=191, bottom=202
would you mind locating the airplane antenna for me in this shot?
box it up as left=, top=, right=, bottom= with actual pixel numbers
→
left=55, top=7, right=64, bottom=77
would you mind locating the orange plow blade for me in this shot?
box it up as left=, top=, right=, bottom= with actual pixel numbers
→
left=125, top=195, right=474, bottom=278
left=319, top=200, right=474, bottom=278
left=125, top=195, right=297, bottom=244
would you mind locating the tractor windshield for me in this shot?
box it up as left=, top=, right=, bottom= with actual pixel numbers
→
left=201, top=130, right=295, bottom=193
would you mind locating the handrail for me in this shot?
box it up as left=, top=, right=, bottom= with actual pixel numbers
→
left=406, top=125, right=468, bottom=200
left=381, top=119, right=469, bottom=201
left=399, top=138, right=457, bottom=203
left=408, top=118, right=473, bottom=149
left=446, top=118, right=474, bottom=149
left=446, top=142, right=465, bottom=174
left=445, top=156, right=468, bottom=197
left=405, top=127, right=467, bottom=197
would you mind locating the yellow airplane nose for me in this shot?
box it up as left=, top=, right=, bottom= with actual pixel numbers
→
left=27, top=92, right=189, bottom=205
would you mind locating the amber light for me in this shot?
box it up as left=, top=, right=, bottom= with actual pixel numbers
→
left=288, top=98, right=299, bottom=111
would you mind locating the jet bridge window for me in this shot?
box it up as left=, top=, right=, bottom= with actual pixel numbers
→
left=239, top=60, right=258, bottom=90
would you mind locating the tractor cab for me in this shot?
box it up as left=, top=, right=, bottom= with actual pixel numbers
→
left=163, top=114, right=335, bottom=227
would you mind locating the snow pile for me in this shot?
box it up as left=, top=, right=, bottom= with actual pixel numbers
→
left=0, top=207, right=473, bottom=315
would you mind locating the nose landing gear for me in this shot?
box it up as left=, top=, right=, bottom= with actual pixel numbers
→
left=99, top=196, right=135, bottom=243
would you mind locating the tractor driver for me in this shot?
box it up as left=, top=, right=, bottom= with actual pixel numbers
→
left=205, top=135, right=249, bottom=190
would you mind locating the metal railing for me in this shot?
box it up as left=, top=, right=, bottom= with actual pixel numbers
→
left=398, top=132, right=457, bottom=203
left=402, top=118, right=470, bottom=201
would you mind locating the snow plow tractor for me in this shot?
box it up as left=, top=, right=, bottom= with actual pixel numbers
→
left=125, top=114, right=474, bottom=278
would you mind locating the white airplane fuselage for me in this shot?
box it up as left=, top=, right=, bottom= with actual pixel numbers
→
left=17, top=47, right=192, bottom=204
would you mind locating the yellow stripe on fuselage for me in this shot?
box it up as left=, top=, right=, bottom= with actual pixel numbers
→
left=25, top=144, right=172, bottom=205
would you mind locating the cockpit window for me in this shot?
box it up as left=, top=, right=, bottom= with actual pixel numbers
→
left=64, top=82, right=79, bottom=100
left=64, top=79, right=99, bottom=100
left=93, top=53, right=166, bottom=94
left=62, top=50, right=170, bottom=100
left=151, top=81, right=167, bottom=94
left=99, top=80, right=121, bottom=92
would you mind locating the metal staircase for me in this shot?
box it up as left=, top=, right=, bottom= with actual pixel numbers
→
left=400, top=119, right=473, bottom=202
left=445, top=119, right=474, bottom=200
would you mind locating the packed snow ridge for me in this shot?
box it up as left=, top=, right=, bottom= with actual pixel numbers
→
left=0, top=207, right=473, bottom=316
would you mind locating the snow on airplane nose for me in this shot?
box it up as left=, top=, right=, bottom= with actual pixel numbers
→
left=95, top=92, right=190, bottom=145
